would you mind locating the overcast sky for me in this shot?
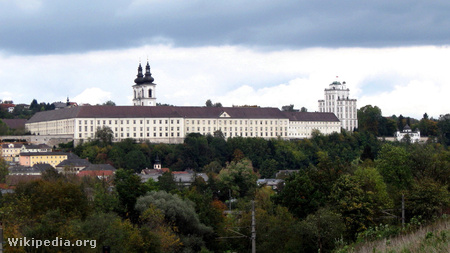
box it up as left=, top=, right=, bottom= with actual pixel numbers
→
left=1, top=0, right=450, bottom=119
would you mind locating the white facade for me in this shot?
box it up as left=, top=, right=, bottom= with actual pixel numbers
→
left=318, top=81, right=358, bottom=132
left=395, top=125, right=420, bottom=143
left=132, top=62, right=157, bottom=106
left=25, top=106, right=342, bottom=145
left=288, top=120, right=341, bottom=138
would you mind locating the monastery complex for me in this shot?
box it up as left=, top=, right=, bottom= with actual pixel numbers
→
left=25, top=62, right=358, bottom=145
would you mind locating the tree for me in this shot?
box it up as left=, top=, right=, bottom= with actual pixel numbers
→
left=259, top=159, right=279, bottom=178
left=406, top=178, right=450, bottom=221
left=205, top=99, right=222, bottom=107
left=357, top=105, right=383, bottom=135
left=300, top=107, right=308, bottom=112
left=157, top=171, right=177, bottom=193
left=376, top=144, right=412, bottom=195
left=124, top=149, right=147, bottom=172
left=114, top=169, right=149, bottom=222
left=281, top=104, right=297, bottom=112
left=352, top=166, right=392, bottom=210
left=299, top=208, right=344, bottom=252
left=330, top=175, right=375, bottom=239
left=437, top=114, right=450, bottom=145
left=95, top=126, right=113, bottom=147
left=274, top=171, right=327, bottom=219
left=136, top=191, right=213, bottom=252
left=217, top=159, right=258, bottom=199
left=102, top=100, right=116, bottom=106
left=0, top=157, right=8, bottom=183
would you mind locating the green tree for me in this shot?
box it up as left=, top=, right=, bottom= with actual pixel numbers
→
left=299, top=207, right=344, bottom=253
left=157, top=171, right=177, bottom=193
left=217, top=159, right=258, bottom=199
left=95, top=126, right=114, bottom=147
left=406, top=178, right=450, bottom=221
left=124, top=149, right=147, bottom=172
left=358, top=105, right=382, bottom=135
left=0, top=157, right=8, bottom=183
left=437, top=114, right=450, bottom=145
left=376, top=144, right=413, bottom=195
left=330, top=175, right=374, bottom=239
left=274, top=171, right=327, bottom=219
left=114, top=169, right=149, bottom=222
left=259, top=158, right=279, bottom=178
left=102, top=100, right=116, bottom=106
left=136, top=191, right=213, bottom=252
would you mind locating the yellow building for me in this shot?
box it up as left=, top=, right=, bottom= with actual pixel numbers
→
left=19, top=152, right=68, bottom=168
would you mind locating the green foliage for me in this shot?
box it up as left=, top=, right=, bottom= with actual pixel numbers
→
left=0, top=157, right=8, bottom=183
left=95, top=125, right=114, bottom=147
left=274, top=171, right=327, bottom=219
left=124, top=149, right=148, bottom=172
left=14, top=179, right=90, bottom=220
left=136, top=191, right=213, bottom=252
left=114, top=168, right=149, bottom=221
left=299, top=207, right=345, bottom=252
left=330, top=175, right=375, bottom=239
left=358, top=105, right=398, bottom=136
left=217, top=159, right=258, bottom=198
left=376, top=143, right=413, bottom=195
left=157, top=171, right=177, bottom=193
left=406, top=178, right=450, bottom=220
left=352, top=166, right=392, bottom=210
left=358, top=105, right=383, bottom=135
left=437, top=113, right=450, bottom=145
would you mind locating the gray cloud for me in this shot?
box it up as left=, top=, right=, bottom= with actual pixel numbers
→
left=1, top=0, right=450, bottom=55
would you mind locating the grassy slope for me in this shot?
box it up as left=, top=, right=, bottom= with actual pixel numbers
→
left=343, top=219, right=449, bottom=253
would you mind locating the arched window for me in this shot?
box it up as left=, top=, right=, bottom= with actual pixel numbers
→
left=149, top=89, right=152, bottom=98
left=134, top=90, right=136, bottom=99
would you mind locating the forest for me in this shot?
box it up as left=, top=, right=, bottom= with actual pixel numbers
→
left=1, top=125, right=449, bottom=252
left=0, top=102, right=450, bottom=252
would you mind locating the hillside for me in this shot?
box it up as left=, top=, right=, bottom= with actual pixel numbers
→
left=341, top=218, right=449, bottom=253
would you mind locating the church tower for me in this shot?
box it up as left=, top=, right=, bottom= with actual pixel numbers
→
left=318, top=79, right=358, bottom=131
left=132, top=61, right=157, bottom=106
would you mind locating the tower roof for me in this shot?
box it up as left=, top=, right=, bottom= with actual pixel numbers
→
left=143, top=61, right=155, bottom=83
left=134, top=63, right=144, bottom=84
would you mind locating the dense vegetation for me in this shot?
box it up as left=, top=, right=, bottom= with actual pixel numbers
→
left=1, top=125, right=449, bottom=252
left=1, top=101, right=450, bottom=251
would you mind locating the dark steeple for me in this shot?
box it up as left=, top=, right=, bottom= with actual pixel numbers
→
left=134, top=63, right=144, bottom=84
left=143, top=61, right=155, bottom=83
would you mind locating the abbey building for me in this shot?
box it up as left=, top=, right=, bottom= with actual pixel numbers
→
left=26, top=62, right=345, bottom=144
left=318, top=80, right=358, bottom=131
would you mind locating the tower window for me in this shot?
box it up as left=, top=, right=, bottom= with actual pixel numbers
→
left=149, top=89, right=152, bottom=98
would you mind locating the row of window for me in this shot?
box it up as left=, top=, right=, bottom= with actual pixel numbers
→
left=78, top=119, right=181, bottom=125
left=187, top=119, right=287, bottom=125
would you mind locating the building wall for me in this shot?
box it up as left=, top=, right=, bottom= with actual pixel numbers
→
left=185, top=117, right=289, bottom=139
left=27, top=110, right=341, bottom=144
left=288, top=120, right=341, bottom=138
left=19, top=154, right=68, bottom=167
left=318, top=81, right=358, bottom=131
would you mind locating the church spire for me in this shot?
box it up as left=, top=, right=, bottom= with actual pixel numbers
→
left=143, top=61, right=154, bottom=83
left=134, top=63, right=144, bottom=84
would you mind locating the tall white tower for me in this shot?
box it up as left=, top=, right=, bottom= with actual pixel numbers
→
left=318, top=80, right=358, bottom=131
left=132, top=61, right=157, bottom=106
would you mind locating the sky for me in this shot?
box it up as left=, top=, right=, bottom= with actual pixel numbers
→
left=1, top=0, right=450, bottom=119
